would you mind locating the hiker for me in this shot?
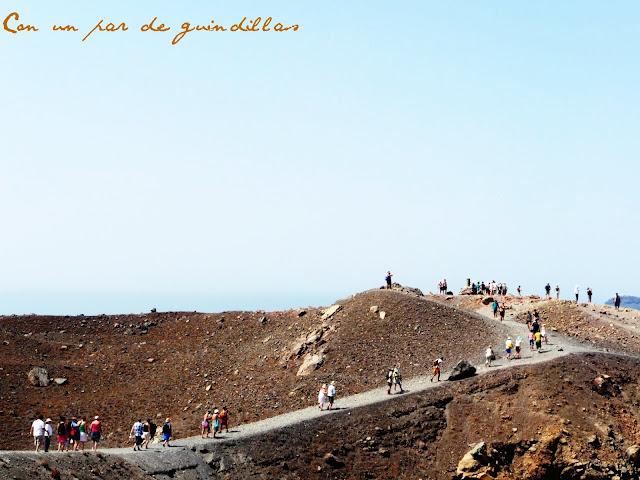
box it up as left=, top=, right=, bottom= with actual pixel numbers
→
left=505, top=337, right=514, bottom=360
left=545, top=283, right=551, bottom=298
left=555, top=285, right=560, bottom=299
left=30, top=415, right=45, bottom=452
left=70, top=416, right=80, bottom=451
left=141, top=419, right=150, bottom=447
left=327, top=382, right=337, bottom=410
left=44, top=418, right=53, bottom=452
left=212, top=409, right=221, bottom=438
left=528, top=331, right=535, bottom=351
left=430, top=358, right=443, bottom=382
left=514, top=336, right=522, bottom=359
left=499, top=303, right=506, bottom=321
left=162, top=418, right=172, bottom=447
left=130, top=419, right=144, bottom=451
left=201, top=411, right=211, bottom=438
left=485, top=346, right=494, bottom=367
left=385, top=271, right=393, bottom=289
left=574, top=285, right=580, bottom=302
left=318, top=384, right=327, bottom=410
left=517, top=285, right=521, bottom=296
left=587, top=287, right=593, bottom=303
left=541, top=324, right=548, bottom=344
left=90, top=416, right=102, bottom=451
left=443, top=279, right=448, bottom=294
left=393, top=366, right=404, bottom=392
left=492, top=300, right=499, bottom=318
left=526, top=311, right=532, bottom=331
left=615, top=293, right=621, bottom=310
left=386, top=368, right=394, bottom=395
left=219, top=406, right=229, bottom=433
left=78, top=417, right=88, bottom=450
left=534, top=330, right=543, bottom=352
left=143, top=419, right=156, bottom=449
left=57, top=416, right=68, bottom=452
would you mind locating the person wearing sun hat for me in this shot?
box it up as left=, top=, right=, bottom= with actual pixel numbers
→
left=44, top=418, right=53, bottom=452
left=212, top=409, right=220, bottom=438
left=90, top=416, right=102, bottom=451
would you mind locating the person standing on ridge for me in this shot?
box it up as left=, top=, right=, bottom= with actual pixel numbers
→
left=555, top=285, right=560, bottom=299
left=545, top=283, right=551, bottom=299
left=385, top=271, right=393, bottom=289
left=615, top=293, right=621, bottom=310
left=587, top=287, right=593, bottom=303
left=517, top=285, right=521, bottom=296
left=574, top=286, right=580, bottom=302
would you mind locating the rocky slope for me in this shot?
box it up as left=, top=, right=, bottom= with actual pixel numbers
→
left=0, top=288, right=510, bottom=450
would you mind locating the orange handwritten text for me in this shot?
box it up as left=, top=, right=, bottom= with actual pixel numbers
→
left=82, top=19, right=128, bottom=42
left=52, top=24, right=79, bottom=32
left=141, top=17, right=171, bottom=33
left=172, top=19, right=226, bottom=45
left=231, top=16, right=299, bottom=32
left=3, top=11, right=39, bottom=34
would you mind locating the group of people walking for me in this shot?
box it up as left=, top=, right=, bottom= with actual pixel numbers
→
left=200, top=407, right=229, bottom=438
left=30, top=415, right=102, bottom=453
left=317, top=381, right=338, bottom=410
left=129, top=418, right=173, bottom=451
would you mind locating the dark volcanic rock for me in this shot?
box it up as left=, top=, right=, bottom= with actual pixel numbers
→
left=447, top=360, right=476, bottom=381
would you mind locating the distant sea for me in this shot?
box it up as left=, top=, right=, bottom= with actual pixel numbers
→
left=605, top=295, right=640, bottom=311
left=0, top=292, right=342, bottom=316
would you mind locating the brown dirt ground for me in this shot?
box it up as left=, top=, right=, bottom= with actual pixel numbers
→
left=0, top=289, right=510, bottom=450
left=208, top=353, right=640, bottom=480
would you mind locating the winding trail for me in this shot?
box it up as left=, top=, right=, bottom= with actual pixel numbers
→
left=1, top=296, right=608, bottom=469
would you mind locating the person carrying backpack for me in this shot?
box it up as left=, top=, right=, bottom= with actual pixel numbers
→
left=392, top=366, right=404, bottom=392
left=56, top=416, right=68, bottom=452
left=162, top=418, right=172, bottom=447
left=430, top=358, right=443, bottom=382
left=386, top=368, right=393, bottom=395
left=492, top=300, right=499, bottom=318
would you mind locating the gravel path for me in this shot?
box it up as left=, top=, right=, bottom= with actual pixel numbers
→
left=0, top=300, right=605, bottom=464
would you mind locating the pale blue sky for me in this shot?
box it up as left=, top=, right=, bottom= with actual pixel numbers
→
left=1, top=1, right=638, bottom=314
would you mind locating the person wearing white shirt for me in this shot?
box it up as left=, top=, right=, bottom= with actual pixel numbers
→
left=44, top=418, right=53, bottom=452
left=574, top=286, right=580, bottom=302
left=30, top=415, right=46, bottom=452
left=327, top=381, right=337, bottom=410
